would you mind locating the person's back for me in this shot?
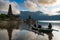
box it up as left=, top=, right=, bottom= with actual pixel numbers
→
left=34, top=24, right=36, bottom=27
left=38, top=25, right=42, bottom=32
left=38, top=25, right=41, bottom=29
left=48, top=23, right=52, bottom=29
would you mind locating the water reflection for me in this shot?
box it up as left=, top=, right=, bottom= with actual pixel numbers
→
left=46, top=31, right=53, bottom=40
left=0, top=21, right=21, bottom=40
left=31, top=23, right=54, bottom=40
left=0, top=21, right=60, bottom=40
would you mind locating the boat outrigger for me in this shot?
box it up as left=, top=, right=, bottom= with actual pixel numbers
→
left=32, top=27, right=58, bottom=33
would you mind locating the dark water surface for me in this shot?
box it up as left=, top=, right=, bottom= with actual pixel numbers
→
left=0, top=20, right=60, bottom=40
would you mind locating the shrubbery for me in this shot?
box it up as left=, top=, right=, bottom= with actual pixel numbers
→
left=0, top=14, right=8, bottom=20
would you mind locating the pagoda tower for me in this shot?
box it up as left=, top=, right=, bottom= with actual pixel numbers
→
left=8, top=4, right=13, bottom=16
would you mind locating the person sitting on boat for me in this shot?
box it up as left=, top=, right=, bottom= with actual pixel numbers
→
left=48, top=23, right=52, bottom=29
left=38, top=25, right=42, bottom=30
left=37, top=25, right=44, bottom=35
left=34, top=24, right=36, bottom=27
left=37, top=25, right=42, bottom=33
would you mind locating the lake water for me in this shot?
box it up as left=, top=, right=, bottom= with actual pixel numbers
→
left=0, top=20, right=60, bottom=40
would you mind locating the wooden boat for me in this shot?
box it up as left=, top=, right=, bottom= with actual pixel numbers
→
left=31, top=26, right=58, bottom=33
left=40, top=28, right=58, bottom=33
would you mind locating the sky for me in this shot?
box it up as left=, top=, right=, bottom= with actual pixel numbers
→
left=0, top=0, right=60, bottom=15
left=10, top=0, right=25, bottom=3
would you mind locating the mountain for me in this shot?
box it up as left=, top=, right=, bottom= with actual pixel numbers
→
left=20, top=11, right=60, bottom=20
left=20, top=11, right=45, bottom=19
left=0, top=11, right=60, bottom=20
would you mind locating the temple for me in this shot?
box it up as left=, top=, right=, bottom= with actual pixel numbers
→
left=0, top=4, right=20, bottom=40
left=7, top=4, right=20, bottom=20
left=8, top=4, right=13, bottom=16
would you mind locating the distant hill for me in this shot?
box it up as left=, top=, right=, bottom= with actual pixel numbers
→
left=20, top=11, right=60, bottom=20
left=0, top=11, right=60, bottom=20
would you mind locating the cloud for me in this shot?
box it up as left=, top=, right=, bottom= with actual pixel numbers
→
left=0, top=29, right=8, bottom=40
left=0, top=0, right=20, bottom=14
left=24, top=0, right=57, bottom=12
left=12, top=30, right=48, bottom=40
left=1, top=0, right=60, bottom=15
left=12, top=30, right=37, bottom=40
left=24, top=0, right=60, bottom=16
left=28, top=0, right=56, bottom=5
left=0, top=29, right=48, bottom=40
left=25, top=1, right=38, bottom=11
left=26, top=0, right=57, bottom=6
left=10, top=2, right=20, bottom=14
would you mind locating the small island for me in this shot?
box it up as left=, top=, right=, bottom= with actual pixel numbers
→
left=0, top=5, right=20, bottom=21
left=0, top=4, right=22, bottom=40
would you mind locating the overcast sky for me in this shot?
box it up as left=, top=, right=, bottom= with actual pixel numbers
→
left=0, top=0, right=60, bottom=15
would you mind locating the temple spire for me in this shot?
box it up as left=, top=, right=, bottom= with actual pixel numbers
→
left=8, top=4, right=13, bottom=15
